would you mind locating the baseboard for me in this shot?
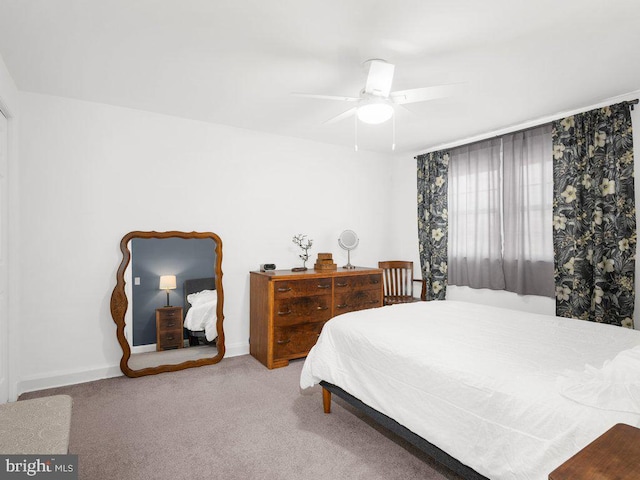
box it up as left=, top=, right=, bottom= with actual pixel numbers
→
left=17, top=342, right=249, bottom=396
left=224, top=341, right=249, bottom=358
left=17, top=365, right=123, bottom=397
left=130, top=344, right=157, bottom=354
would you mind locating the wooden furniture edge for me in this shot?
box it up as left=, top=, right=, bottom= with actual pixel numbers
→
left=548, top=423, right=640, bottom=480
left=251, top=266, right=382, bottom=280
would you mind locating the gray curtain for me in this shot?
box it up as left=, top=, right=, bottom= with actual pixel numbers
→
left=417, top=151, right=449, bottom=300
left=553, top=102, right=636, bottom=327
left=447, top=126, right=555, bottom=296
left=502, top=125, right=555, bottom=297
left=447, top=138, right=505, bottom=290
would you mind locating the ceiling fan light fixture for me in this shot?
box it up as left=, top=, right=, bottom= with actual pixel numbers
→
left=356, top=100, right=394, bottom=124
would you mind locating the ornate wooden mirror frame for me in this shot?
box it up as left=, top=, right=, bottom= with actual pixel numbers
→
left=110, top=230, right=225, bottom=377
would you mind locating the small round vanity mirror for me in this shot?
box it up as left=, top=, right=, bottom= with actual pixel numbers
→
left=338, top=229, right=359, bottom=269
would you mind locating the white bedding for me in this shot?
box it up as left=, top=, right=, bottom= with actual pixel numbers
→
left=183, top=299, right=217, bottom=342
left=300, top=301, right=640, bottom=480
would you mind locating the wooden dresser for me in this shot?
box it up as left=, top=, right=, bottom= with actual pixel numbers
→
left=156, top=306, right=184, bottom=351
left=549, top=423, right=640, bottom=480
left=250, top=267, right=383, bottom=369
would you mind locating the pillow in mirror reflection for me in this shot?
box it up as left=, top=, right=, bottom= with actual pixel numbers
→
left=187, top=289, right=217, bottom=306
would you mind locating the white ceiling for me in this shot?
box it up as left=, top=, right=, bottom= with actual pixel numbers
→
left=1, top=0, right=639, bottom=153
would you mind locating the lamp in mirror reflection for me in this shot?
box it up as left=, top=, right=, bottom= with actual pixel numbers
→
left=159, top=274, right=177, bottom=306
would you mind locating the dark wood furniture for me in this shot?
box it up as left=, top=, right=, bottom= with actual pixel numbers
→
left=378, top=260, right=419, bottom=305
left=250, top=267, right=383, bottom=369
left=549, top=423, right=640, bottom=480
left=110, top=230, right=225, bottom=377
left=155, top=306, right=184, bottom=351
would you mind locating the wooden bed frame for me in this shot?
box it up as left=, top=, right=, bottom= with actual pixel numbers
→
left=320, top=381, right=488, bottom=480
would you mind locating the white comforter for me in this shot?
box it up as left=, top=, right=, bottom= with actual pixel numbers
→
left=300, top=301, right=640, bottom=480
left=183, top=300, right=217, bottom=342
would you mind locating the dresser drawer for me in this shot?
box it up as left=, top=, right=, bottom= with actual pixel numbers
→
left=274, top=296, right=332, bottom=326
left=158, top=329, right=183, bottom=349
left=334, top=274, right=382, bottom=291
left=334, top=289, right=381, bottom=315
left=273, top=278, right=332, bottom=298
left=157, top=314, right=182, bottom=330
left=158, top=307, right=181, bottom=317
left=273, top=322, right=324, bottom=360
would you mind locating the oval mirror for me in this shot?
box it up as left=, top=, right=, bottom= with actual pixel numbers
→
left=110, top=231, right=225, bottom=377
left=338, top=229, right=359, bottom=269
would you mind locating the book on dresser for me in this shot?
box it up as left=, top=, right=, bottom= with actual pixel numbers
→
left=249, top=267, right=383, bottom=369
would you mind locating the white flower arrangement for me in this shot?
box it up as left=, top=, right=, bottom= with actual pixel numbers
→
left=292, top=234, right=313, bottom=270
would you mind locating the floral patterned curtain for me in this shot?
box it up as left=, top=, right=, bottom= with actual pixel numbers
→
left=417, top=151, right=449, bottom=300
left=553, top=102, right=636, bottom=328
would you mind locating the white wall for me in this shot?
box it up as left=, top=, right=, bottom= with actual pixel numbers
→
left=391, top=92, right=640, bottom=330
left=16, top=92, right=393, bottom=394
left=0, top=53, right=19, bottom=403
left=13, top=86, right=640, bottom=395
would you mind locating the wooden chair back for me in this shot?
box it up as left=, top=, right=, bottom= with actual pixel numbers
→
left=378, top=261, right=417, bottom=305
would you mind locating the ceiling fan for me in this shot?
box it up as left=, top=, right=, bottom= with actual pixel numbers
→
left=293, top=59, right=456, bottom=126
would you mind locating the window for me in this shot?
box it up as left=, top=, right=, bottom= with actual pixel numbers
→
left=447, top=124, right=554, bottom=297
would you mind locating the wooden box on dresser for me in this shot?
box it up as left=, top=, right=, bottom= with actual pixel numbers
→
left=250, top=267, right=383, bottom=369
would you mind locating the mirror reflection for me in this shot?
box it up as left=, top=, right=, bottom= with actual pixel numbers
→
left=111, top=231, right=224, bottom=377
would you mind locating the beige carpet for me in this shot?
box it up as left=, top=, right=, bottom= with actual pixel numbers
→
left=128, top=344, right=218, bottom=370
left=20, top=355, right=462, bottom=480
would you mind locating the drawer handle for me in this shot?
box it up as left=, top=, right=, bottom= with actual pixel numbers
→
left=166, top=335, right=174, bottom=340
left=277, top=339, right=291, bottom=345
left=277, top=309, right=292, bottom=316
left=317, top=284, right=330, bottom=289
left=371, top=280, right=379, bottom=284
left=316, top=306, right=328, bottom=311
left=336, top=282, right=348, bottom=287
left=336, top=303, right=348, bottom=309
left=277, top=287, right=292, bottom=292
left=368, top=300, right=378, bottom=304
left=166, top=322, right=176, bottom=327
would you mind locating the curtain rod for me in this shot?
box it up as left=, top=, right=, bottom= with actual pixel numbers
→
left=414, top=98, right=639, bottom=159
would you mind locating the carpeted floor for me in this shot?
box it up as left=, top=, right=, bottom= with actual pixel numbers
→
left=20, top=355, right=463, bottom=480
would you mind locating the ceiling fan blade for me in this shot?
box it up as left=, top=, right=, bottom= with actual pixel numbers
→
left=291, top=93, right=359, bottom=102
left=323, top=107, right=357, bottom=125
left=390, top=84, right=458, bottom=105
left=395, top=104, right=419, bottom=120
left=364, top=60, right=395, bottom=97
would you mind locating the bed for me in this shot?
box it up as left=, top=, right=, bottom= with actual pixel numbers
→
left=300, top=301, right=640, bottom=480
left=182, top=277, right=218, bottom=345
